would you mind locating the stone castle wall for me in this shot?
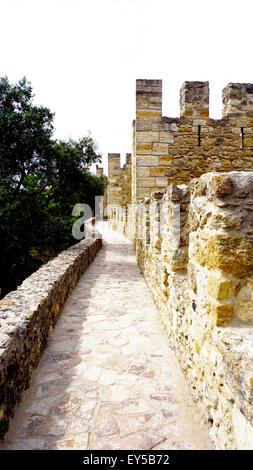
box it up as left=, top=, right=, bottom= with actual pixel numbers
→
left=110, top=171, right=253, bottom=449
left=134, top=79, right=253, bottom=201
left=0, top=228, right=102, bottom=438
left=107, top=153, right=132, bottom=209
left=107, top=154, right=122, bottom=207
left=107, top=79, right=253, bottom=209
left=107, top=79, right=253, bottom=449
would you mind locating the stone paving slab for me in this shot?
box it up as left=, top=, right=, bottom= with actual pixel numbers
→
left=0, top=222, right=214, bottom=450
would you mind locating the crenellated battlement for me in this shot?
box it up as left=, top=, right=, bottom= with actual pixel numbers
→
left=108, top=79, right=253, bottom=206
left=222, top=82, right=253, bottom=118
left=180, top=81, right=209, bottom=118
left=107, top=153, right=132, bottom=208
left=136, top=79, right=162, bottom=120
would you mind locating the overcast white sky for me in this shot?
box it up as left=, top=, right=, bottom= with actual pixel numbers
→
left=1, top=0, right=252, bottom=174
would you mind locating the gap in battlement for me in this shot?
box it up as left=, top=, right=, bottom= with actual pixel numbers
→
left=162, top=79, right=181, bottom=119
left=209, top=81, right=223, bottom=119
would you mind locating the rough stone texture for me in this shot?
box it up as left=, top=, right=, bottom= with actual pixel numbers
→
left=106, top=80, right=253, bottom=449
left=109, top=172, right=253, bottom=449
left=222, top=83, right=253, bottom=118
left=0, top=223, right=213, bottom=450
left=184, top=173, right=253, bottom=448
left=180, top=81, right=209, bottom=119
left=0, top=233, right=102, bottom=438
left=107, top=79, right=253, bottom=218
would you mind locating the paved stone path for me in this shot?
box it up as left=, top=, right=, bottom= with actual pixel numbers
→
left=1, top=223, right=214, bottom=450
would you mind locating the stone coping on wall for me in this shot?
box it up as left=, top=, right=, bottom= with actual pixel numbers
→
left=0, top=234, right=102, bottom=438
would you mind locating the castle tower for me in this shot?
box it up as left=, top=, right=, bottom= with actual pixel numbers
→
left=134, top=79, right=164, bottom=201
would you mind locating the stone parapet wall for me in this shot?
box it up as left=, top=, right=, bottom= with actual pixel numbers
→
left=184, top=172, right=253, bottom=449
left=0, top=234, right=102, bottom=438
left=108, top=203, right=137, bottom=244
left=108, top=206, right=126, bottom=235
left=109, top=171, right=253, bottom=449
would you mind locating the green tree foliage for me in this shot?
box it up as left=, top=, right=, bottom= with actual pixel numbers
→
left=0, top=76, right=106, bottom=298
left=0, top=77, right=54, bottom=191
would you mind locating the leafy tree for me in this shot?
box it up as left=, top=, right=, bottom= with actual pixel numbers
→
left=0, top=76, right=54, bottom=192
left=0, top=77, right=106, bottom=298
left=51, top=137, right=105, bottom=212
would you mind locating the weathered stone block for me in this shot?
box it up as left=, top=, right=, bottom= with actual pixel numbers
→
left=137, top=155, right=158, bottom=167
left=136, top=131, right=159, bottom=143
left=156, top=177, right=168, bottom=187
left=158, top=156, right=173, bottom=166
left=196, top=234, right=253, bottom=278
left=137, top=110, right=161, bottom=119
left=208, top=175, right=234, bottom=197
left=170, top=247, right=188, bottom=271
left=159, top=131, right=174, bottom=144
left=207, top=274, right=232, bottom=300
left=137, top=177, right=156, bottom=188
left=150, top=167, right=170, bottom=177
left=211, top=303, right=233, bottom=326
left=136, top=144, right=153, bottom=154
left=234, top=279, right=253, bottom=321
left=152, top=142, right=168, bottom=155
left=136, top=167, right=150, bottom=178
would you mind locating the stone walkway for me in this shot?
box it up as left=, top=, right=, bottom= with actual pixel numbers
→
left=1, top=223, right=214, bottom=450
